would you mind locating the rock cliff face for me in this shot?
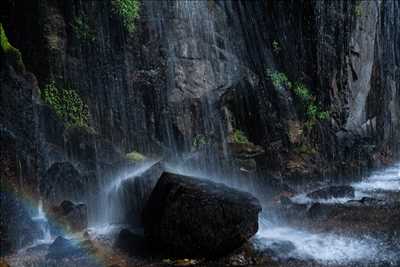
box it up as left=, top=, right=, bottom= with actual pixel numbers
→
left=1, top=0, right=399, bottom=197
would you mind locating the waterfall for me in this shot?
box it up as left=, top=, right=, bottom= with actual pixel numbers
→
left=31, top=200, right=52, bottom=244
left=90, top=160, right=159, bottom=229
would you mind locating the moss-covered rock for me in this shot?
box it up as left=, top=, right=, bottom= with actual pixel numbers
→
left=126, top=151, right=146, bottom=162
left=0, top=23, right=25, bottom=73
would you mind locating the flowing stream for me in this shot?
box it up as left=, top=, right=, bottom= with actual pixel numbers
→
left=31, top=200, right=52, bottom=245
left=26, top=160, right=400, bottom=266
left=258, top=162, right=400, bottom=265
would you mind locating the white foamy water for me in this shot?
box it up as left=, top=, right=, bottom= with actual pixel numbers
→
left=290, top=192, right=365, bottom=205
left=106, top=160, right=159, bottom=193
left=256, top=218, right=383, bottom=264
left=92, top=160, right=160, bottom=228
left=352, top=162, right=400, bottom=193
left=31, top=200, right=52, bottom=244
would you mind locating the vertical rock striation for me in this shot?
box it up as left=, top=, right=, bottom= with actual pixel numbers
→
left=0, top=0, right=399, bottom=204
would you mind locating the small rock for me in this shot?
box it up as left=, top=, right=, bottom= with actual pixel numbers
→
left=47, top=236, right=84, bottom=259
left=50, top=200, right=88, bottom=233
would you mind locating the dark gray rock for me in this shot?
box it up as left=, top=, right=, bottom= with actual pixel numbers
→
left=114, top=229, right=148, bottom=256
left=50, top=200, right=88, bottom=233
left=39, top=162, right=85, bottom=204
left=306, top=185, right=355, bottom=200
left=143, top=172, right=262, bottom=257
left=0, top=191, right=41, bottom=256
left=254, top=238, right=296, bottom=260
left=47, top=236, right=85, bottom=260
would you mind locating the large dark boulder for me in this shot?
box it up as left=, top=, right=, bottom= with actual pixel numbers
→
left=114, top=229, right=148, bottom=256
left=39, top=162, right=85, bottom=204
left=306, top=185, right=355, bottom=200
left=143, top=172, right=262, bottom=257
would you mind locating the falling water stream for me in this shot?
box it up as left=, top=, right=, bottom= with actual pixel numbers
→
left=31, top=200, right=52, bottom=245
left=268, top=161, right=400, bottom=265
left=23, top=157, right=400, bottom=266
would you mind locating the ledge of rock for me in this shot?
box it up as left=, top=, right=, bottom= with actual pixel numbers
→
left=143, top=172, right=262, bottom=257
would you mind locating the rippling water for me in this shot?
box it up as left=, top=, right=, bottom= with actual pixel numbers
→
left=352, top=162, right=400, bottom=193
left=256, top=162, right=400, bottom=265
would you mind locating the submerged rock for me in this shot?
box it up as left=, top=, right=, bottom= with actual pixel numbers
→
left=143, top=172, right=262, bottom=257
left=306, top=185, right=355, bottom=200
left=50, top=200, right=88, bottom=233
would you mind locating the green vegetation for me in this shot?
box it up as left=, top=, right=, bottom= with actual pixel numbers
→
left=126, top=151, right=146, bottom=161
left=192, top=134, right=209, bottom=149
left=266, top=68, right=291, bottom=89
left=111, top=0, right=140, bottom=33
left=294, top=143, right=317, bottom=155
left=40, top=81, right=89, bottom=129
left=231, top=129, right=250, bottom=144
left=355, top=2, right=362, bottom=17
left=0, top=23, right=25, bottom=72
left=266, top=69, right=330, bottom=128
left=71, top=17, right=96, bottom=42
left=272, top=40, right=281, bottom=53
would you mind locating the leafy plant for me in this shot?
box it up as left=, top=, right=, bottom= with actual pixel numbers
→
left=192, top=134, right=209, bottom=149
left=266, top=69, right=330, bottom=127
left=293, top=82, right=311, bottom=102
left=40, top=81, right=89, bottom=128
left=0, top=23, right=25, bottom=72
left=231, top=129, right=250, bottom=144
left=266, top=68, right=291, bottom=88
left=71, top=17, right=96, bottom=42
left=111, top=0, right=140, bottom=33
left=272, top=40, right=281, bottom=53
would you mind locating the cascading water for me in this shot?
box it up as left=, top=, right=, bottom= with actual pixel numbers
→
left=278, top=162, right=400, bottom=264
left=91, top=160, right=159, bottom=230
left=31, top=200, right=52, bottom=244
left=257, top=217, right=383, bottom=263
left=353, top=162, right=400, bottom=194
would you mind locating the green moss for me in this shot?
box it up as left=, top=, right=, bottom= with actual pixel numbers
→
left=40, top=81, right=89, bottom=128
left=0, top=23, right=25, bottom=72
left=355, top=2, right=362, bottom=17
left=266, top=68, right=291, bottom=89
left=71, top=17, right=96, bottom=42
left=111, top=0, right=140, bottom=33
left=231, top=129, right=250, bottom=145
left=266, top=68, right=330, bottom=128
left=272, top=40, right=281, bottom=53
left=192, top=134, right=209, bottom=149
left=126, top=151, right=146, bottom=161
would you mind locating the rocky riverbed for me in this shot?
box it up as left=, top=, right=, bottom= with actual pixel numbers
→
left=2, top=161, right=399, bottom=267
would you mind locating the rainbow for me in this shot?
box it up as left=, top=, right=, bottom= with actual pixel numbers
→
left=1, top=180, right=133, bottom=267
